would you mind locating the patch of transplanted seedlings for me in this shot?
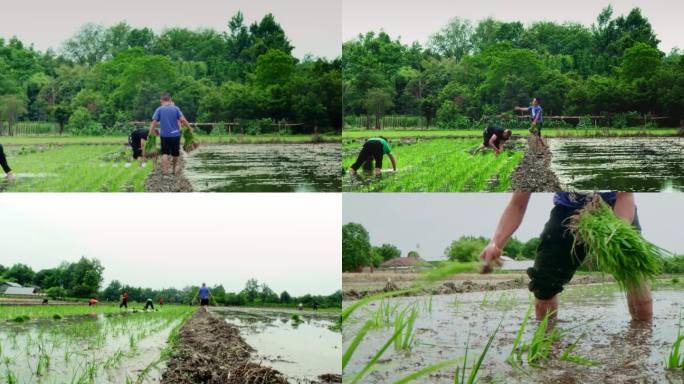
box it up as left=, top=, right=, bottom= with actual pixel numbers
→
left=667, top=312, right=684, bottom=370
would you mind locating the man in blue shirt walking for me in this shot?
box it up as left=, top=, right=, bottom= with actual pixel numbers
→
left=150, top=92, right=193, bottom=174
left=196, top=283, right=212, bottom=313
left=515, top=97, right=544, bottom=147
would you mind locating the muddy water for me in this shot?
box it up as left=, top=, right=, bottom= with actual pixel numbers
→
left=549, top=137, right=684, bottom=191
left=343, top=284, right=684, bottom=383
left=184, top=143, right=341, bottom=192
left=0, top=313, right=181, bottom=383
left=214, top=308, right=341, bottom=383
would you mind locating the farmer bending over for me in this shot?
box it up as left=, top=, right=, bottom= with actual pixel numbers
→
left=128, top=127, right=149, bottom=166
left=473, top=126, right=512, bottom=155
left=119, top=291, right=129, bottom=309
left=515, top=97, right=544, bottom=147
left=144, top=298, right=155, bottom=311
left=150, top=92, right=193, bottom=174
left=479, top=192, right=652, bottom=321
left=0, top=144, right=14, bottom=180
left=348, top=137, right=397, bottom=177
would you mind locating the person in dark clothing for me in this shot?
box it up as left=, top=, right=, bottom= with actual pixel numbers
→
left=119, top=291, right=129, bottom=309
left=479, top=192, right=652, bottom=321
left=0, top=144, right=14, bottom=180
left=348, top=137, right=397, bottom=177
left=128, top=128, right=149, bottom=165
left=473, top=126, right=512, bottom=155
left=313, top=302, right=319, bottom=311
left=144, top=298, right=155, bottom=311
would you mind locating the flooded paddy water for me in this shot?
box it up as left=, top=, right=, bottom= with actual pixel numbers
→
left=549, top=137, right=684, bottom=191
left=214, top=307, right=341, bottom=383
left=184, top=143, right=341, bottom=192
left=0, top=309, right=189, bottom=383
left=343, top=283, right=684, bottom=383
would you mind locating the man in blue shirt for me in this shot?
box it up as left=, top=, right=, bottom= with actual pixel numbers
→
left=196, top=283, right=212, bottom=313
left=479, top=192, right=652, bottom=322
left=150, top=92, right=193, bottom=174
left=515, top=97, right=544, bottom=147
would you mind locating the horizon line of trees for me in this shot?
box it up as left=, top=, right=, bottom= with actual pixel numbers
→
left=0, top=260, right=342, bottom=308
left=343, top=6, right=684, bottom=129
left=0, top=11, right=341, bottom=136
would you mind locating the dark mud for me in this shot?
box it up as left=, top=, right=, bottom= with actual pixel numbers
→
left=343, top=274, right=614, bottom=300
left=161, top=311, right=286, bottom=384
left=145, top=156, right=193, bottom=192
left=511, top=136, right=561, bottom=192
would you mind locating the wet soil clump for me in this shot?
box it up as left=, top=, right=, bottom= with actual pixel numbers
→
left=161, top=311, right=286, bottom=384
left=511, top=136, right=561, bottom=192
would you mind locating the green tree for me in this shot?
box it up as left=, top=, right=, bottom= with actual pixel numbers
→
left=255, top=49, right=295, bottom=87
left=280, top=291, right=291, bottom=303
left=521, top=237, right=541, bottom=259
left=342, top=223, right=372, bottom=272
left=365, top=88, right=395, bottom=129
left=503, top=237, right=524, bottom=259
left=0, top=94, right=28, bottom=135
left=242, top=278, right=260, bottom=303
left=444, top=236, right=489, bottom=262
left=373, top=243, right=402, bottom=261
left=3, top=263, right=35, bottom=285
left=428, top=17, right=473, bottom=61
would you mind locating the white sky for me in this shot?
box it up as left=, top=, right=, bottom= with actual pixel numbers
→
left=343, top=0, right=682, bottom=54
left=343, top=193, right=684, bottom=261
left=0, top=193, right=341, bottom=296
left=0, top=0, right=341, bottom=59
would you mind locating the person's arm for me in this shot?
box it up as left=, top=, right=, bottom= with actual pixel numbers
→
left=150, top=120, right=159, bottom=136
left=488, top=135, right=500, bottom=154
left=180, top=116, right=193, bottom=133
left=479, top=192, right=532, bottom=273
left=613, top=192, right=635, bottom=224
left=388, top=153, right=397, bottom=171
left=514, top=106, right=528, bottom=112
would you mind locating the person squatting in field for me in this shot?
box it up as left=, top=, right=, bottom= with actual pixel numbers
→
left=119, top=291, right=129, bottom=309
left=479, top=192, right=652, bottom=321
left=348, top=137, right=397, bottom=178
left=0, top=144, right=14, bottom=180
left=473, top=126, right=512, bottom=155
left=128, top=127, right=149, bottom=166
left=515, top=97, right=544, bottom=147
left=149, top=92, right=193, bottom=175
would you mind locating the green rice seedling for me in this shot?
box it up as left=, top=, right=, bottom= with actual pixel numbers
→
left=342, top=287, right=420, bottom=322
left=342, top=320, right=374, bottom=370
left=53, top=314, right=63, bottom=320
left=394, top=305, right=419, bottom=351
left=419, top=261, right=479, bottom=284
left=348, top=321, right=408, bottom=384
left=507, top=303, right=532, bottom=367
left=560, top=333, right=600, bottom=366
left=667, top=312, right=684, bottom=369
left=568, top=197, right=665, bottom=290
left=392, top=357, right=463, bottom=384
left=525, top=310, right=561, bottom=367
left=182, top=127, right=200, bottom=153
left=143, top=134, right=158, bottom=157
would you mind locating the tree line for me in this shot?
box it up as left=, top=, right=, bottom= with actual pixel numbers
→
left=0, top=12, right=341, bottom=135
left=343, top=6, right=684, bottom=129
left=0, top=260, right=342, bottom=308
left=342, top=222, right=540, bottom=272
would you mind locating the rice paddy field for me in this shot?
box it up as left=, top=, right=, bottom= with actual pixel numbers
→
left=0, top=304, right=194, bottom=384
left=342, top=281, right=684, bottom=383
left=342, top=138, right=524, bottom=192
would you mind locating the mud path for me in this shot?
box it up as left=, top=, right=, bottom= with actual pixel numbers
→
left=145, top=156, right=193, bottom=192
left=343, top=274, right=614, bottom=300
left=162, top=311, right=341, bottom=384
left=510, top=136, right=561, bottom=192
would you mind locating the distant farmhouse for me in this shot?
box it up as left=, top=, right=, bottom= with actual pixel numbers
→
left=0, top=282, right=40, bottom=296
left=379, top=256, right=426, bottom=272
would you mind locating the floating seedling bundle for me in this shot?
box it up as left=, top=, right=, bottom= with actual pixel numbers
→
left=182, top=127, right=199, bottom=153
left=144, top=134, right=158, bottom=158
left=568, top=196, right=665, bottom=290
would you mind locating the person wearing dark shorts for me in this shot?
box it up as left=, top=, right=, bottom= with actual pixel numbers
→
left=474, top=126, right=511, bottom=155
left=0, top=144, right=14, bottom=180
left=128, top=128, right=149, bottom=165
left=144, top=298, right=155, bottom=311
left=479, top=192, right=652, bottom=321
left=196, top=283, right=212, bottom=313
left=515, top=97, right=544, bottom=147
left=150, top=92, right=193, bottom=174
left=119, top=291, right=129, bottom=309
left=349, top=137, right=397, bottom=177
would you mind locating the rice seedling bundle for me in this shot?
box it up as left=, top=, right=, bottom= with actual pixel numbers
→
left=144, top=134, right=158, bottom=158
left=182, top=127, right=199, bottom=153
left=568, top=196, right=664, bottom=290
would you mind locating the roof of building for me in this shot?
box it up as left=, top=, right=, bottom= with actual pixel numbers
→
left=1, top=282, right=23, bottom=288
left=380, top=256, right=419, bottom=268
left=2, top=287, right=37, bottom=295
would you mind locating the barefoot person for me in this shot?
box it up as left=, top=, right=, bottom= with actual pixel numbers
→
left=128, top=127, right=149, bottom=166
left=195, top=283, right=212, bottom=313
left=473, top=126, right=512, bottom=155
left=119, top=291, right=129, bottom=309
left=144, top=298, right=155, bottom=311
left=348, top=137, right=397, bottom=177
left=150, top=92, right=193, bottom=174
left=479, top=192, right=652, bottom=321
left=515, top=97, right=544, bottom=147
left=0, top=144, right=14, bottom=180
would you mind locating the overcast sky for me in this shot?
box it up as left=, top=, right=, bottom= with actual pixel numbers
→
left=0, top=193, right=341, bottom=296
left=343, top=0, right=682, bottom=54
left=343, top=193, right=684, bottom=261
left=0, top=0, right=341, bottom=59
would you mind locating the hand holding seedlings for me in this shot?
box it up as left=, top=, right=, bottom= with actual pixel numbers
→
left=479, top=242, right=503, bottom=274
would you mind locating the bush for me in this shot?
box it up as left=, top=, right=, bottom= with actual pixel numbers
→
left=67, top=107, right=106, bottom=135
left=661, top=255, right=684, bottom=274
left=45, top=286, right=68, bottom=300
